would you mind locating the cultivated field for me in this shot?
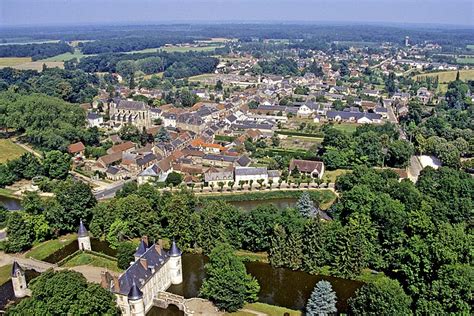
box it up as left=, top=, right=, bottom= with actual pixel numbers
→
left=414, top=69, right=474, bottom=82
left=0, top=57, right=32, bottom=67
left=160, top=45, right=223, bottom=53
left=0, top=57, right=64, bottom=71
left=456, top=57, right=474, bottom=65
left=0, top=139, right=27, bottom=163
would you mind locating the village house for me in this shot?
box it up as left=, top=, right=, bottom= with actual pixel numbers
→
left=289, top=159, right=325, bottom=179
left=68, top=141, right=86, bottom=158
left=87, top=112, right=104, bottom=128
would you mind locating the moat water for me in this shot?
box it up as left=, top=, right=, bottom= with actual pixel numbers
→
left=0, top=195, right=21, bottom=210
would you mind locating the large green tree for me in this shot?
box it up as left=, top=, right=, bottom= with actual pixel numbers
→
left=6, top=270, right=118, bottom=315
left=199, top=243, right=260, bottom=312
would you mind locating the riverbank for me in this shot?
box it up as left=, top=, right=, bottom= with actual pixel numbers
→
left=0, top=188, right=18, bottom=200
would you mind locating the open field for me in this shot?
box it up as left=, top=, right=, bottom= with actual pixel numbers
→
left=25, top=234, right=77, bottom=261
left=63, top=252, right=121, bottom=272
left=330, top=123, right=359, bottom=134
left=0, top=264, right=12, bottom=285
left=228, top=302, right=302, bottom=316
left=280, top=135, right=323, bottom=150
left=160, top=45, right=223, bottom=53
left=0, top=57, right=32, bottom=67
left=0, top=59, right=64, bottom=71
left=41, top=49, right=89, bottom=62
left=456, top=57, right=474, bottom=65
left=323, top=169, right=351, bottom=183
left=0, top=139, right=27, bottom=163
left=466, top=45, right=474, bottom=50
left=414, top=69, right=474, bottom=82
left=188, top=73, right=218, bottom=82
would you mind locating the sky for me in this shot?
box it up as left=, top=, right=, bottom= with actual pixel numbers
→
left=0, top=0, right=473, bottom=27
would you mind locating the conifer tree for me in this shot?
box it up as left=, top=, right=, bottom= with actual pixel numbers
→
left=306, top=280, right=337, bottom=316
left=297, top=192, right=315, bottom=217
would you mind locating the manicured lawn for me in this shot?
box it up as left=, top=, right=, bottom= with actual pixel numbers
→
left=323, top=169, right=351, bottom=183
left=414, top=69, right=474, bottom=82
left=63, top=252, right=121, bottom=272
left=0, top=139, right=27, bottom=163
left=330, top=123, right=358, bottom=134
left=228, top=302, right=302, bottom=316
left=0, top=57, right=32, bottom=67
left=0, top=264, right=12, bottom=285
left=25, top=234, right=77, bottom=261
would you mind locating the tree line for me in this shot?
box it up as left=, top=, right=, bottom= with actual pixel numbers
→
left=0, top=42, right=72, bottom=60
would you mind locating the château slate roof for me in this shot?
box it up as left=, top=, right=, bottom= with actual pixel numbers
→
left=127, top=280, right=143, bottom=300
left=11, top=261, right=23, bottom=276
left=78, top=219, right=88, bottom=237
left=116, top=242, right=173, bottom=296
left=134, top=239, right=148, bottom=257
left=169, top=240, right=182, bottom=257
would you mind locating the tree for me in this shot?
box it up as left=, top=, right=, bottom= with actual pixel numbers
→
left=306, top=280, right=337, bottom=316
left=155, top=126, right=170, bottom=143
left=6, top=270, right=118, bottom=315
left=165, top=172, right=183, bottom=187
left=51, top=179, right=96, bottom=232
left=116, top=241, right=137, bottom=270
left=386, top=140, right=414, bottom=168
left=348, top=277, right=412, bottom=316
left=4, top=211, right=34, bottom=252
left=43, top=150, right=71, bottom=179
left=199, top=243, right=260, bottom=312
left=296, top=192, right=315, bottom=217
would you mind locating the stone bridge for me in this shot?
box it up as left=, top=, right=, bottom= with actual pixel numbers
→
left=153, top=292, right=194, bottom=315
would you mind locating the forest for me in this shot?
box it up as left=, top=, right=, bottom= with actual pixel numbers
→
left=0, top=42, right=72, bottom=60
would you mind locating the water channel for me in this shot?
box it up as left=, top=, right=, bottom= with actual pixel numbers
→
left=0, top=195, right=22, bottom=211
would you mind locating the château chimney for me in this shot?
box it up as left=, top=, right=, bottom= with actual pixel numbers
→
left=140, top=258, right=148, bottom=270
left=142, top=236, right=148, bottom=246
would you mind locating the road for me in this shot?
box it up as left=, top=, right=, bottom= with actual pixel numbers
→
left=93, top=177, right=135, bottom=200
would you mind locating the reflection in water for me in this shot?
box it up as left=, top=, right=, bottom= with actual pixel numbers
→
left=147, top=305, right=184, bottom=316
left=0, top=195, right=22, bottom=210
left=229, top=198, right=297, bottom=211
left=168, top=254, right=362, bottom=312
left=0, top=270, right=41, bottom=310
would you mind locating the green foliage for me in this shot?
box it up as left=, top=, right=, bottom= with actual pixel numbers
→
left=165, top=171, right=183, bottom=186
left=6, top=270, right=118, bottom=315
left=116, top=241, right=137, bottom=270
left=306, top=280, right=337, bottom=315
left=49, top=179, right=96, bottom=233
left=258, top=58, right=299, bottom=76
left=199, top=243, right=260, bottom=312
left=348, top=277, right=412, bottom=316
left=43, top=150, right=71, bottom=179
left=0, top=153, right=43, bottom=187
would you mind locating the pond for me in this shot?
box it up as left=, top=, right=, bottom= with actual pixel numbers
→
left=166, top=254, right=363, bottom=313
left=0, top=195, right=22, bottom=211
left=0, top=269, right=40, bottom=310
left=229, top=198, right=297, bottom=211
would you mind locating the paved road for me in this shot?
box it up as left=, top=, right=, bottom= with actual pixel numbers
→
left=94, top=177, right=135, bottom=200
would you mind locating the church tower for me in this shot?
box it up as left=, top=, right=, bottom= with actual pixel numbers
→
left=127, top=280, right=145, bottom=316
left=11, top=261, right=27, bottom=298
left=78, top=219, right=91, bottom=251
left=168, top=240, right=183, bottom=285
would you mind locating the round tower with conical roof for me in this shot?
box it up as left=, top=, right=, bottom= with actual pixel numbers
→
left=128, top=280, right=145, bottom=316
left=168, top=239, right=183, bottom=285
left=78, top=219, right=91, bottom=251
left=11, top=261, right=27, bottom=298
left=134, top=237, right=148, bottom=261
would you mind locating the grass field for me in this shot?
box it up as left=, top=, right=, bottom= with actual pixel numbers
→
left=456, top=57, right=474, bottom=65
left=41, top=49, right=88, bottom=62
left=466, top=45, right=474, bottom=50
left=0, top=139, right=27, bottom=163
left=323, top=169, right=351, bottom=183
left=160, top=45, right=223, bottom=53
left=63, top=252, right=121, bottom=272
left=188, top=73, right=217, bottom=82
left=330, top=123, right=359, bottom=134
left=25, top=234, right=77, bottom=261
left=228, top=302, right=302, bottom=316
left=0, top=264, right=12, bottom=286
left=414, top=69, right=474, bottom=83
left=0, top=57, right=32, bottom=67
